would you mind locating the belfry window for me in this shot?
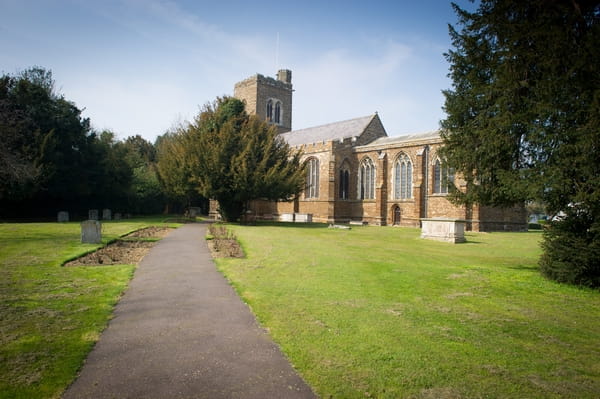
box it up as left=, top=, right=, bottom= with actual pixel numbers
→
left=394, top=153, right=412, bottom=199
left=339, top=168, right=349, bottom=200
left=306, top=158, right=319, bottom=199
left=274, top=101, right=281, bottom=124
left=433, top=159, right=454, bottom=194
left=266, top=99, right=273, bottom=122
left=359, top=158, right=375, bottom=200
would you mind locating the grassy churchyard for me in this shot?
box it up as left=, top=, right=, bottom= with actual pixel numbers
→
left=1, top=221, right=598, bottom=398
left=216, top=224, right=600, bottom=399
left=0, top=218, right=180, bottom=399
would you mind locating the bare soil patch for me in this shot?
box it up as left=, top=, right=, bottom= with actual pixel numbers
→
left=65, top=227, right=174, bottom=266
left=123, top=226, right=174, bottom=239
left=207, top=239, right=244, bottom=258
left=65, top=240, right=155, bottom=266
left=207, top=224, right=244, bottom=258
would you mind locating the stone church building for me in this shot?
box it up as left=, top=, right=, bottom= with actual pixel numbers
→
left=224, top=70, right=526, bottom=231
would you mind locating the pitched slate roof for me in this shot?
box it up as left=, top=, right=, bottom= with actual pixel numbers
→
left=359, top=130, right=441, bottom=148
left=280, top=114, right=377, bottom=146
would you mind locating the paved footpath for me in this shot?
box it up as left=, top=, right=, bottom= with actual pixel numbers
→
left=63, top=223, right=316, bottom=399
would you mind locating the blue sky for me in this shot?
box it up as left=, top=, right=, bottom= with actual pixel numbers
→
left=1, top=0, right=473, bottom=142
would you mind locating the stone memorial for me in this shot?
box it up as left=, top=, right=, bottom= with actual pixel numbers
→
left=280, top=213, right=294, bottom=222
left=294, top=213, right=313, bottom=223
left=189, top=207, right=202, bottom=218
left=102, top=208, right=112, bottom=220
left=329, top=224, right=350, bottom=229
left=114, top=213, right=122, bottom=220
left=57, top=211, right=69, bottom=222
left=81, top=220, right=102, bottom=244
left=420, top=218, right=466, bottom=243
left=349, top=220, right=368, bottom=226
left=88, top=209, right=99, bottom=220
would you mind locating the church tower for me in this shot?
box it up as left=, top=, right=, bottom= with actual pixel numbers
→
left=233, top=69, right=293, bottom=134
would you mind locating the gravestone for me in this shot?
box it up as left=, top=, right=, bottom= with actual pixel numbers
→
left=57, top=211, right=69, bottom=222
left=294, top=213, right=313, bottom=223
left=188, top=207, right=202, bottom=218
left=280, top=213, right=294, bottom=222
left=102, top=208, right=112, bottom=220
left=114, top=213, right=122, bottom=220
left=88, top=209, right=99, bottom=220
left=420, top=218, right=466, bottom=243
left=81, top=220, right=102, bottom=244
left=349, top=220, right=368, bottom=226
left=328, top=224, right=350, bottom=229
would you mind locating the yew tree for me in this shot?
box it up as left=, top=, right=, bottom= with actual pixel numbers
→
left=441, top=0, right=600, bottom=286
left=187, top=97, right=305, bottom=221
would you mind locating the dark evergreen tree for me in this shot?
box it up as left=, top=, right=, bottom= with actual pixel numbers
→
left=155, top=129, right=203, bottom=214
left=187, top=97, right=305, bottom=221
left=0, top=67, right=155, bottom=218
left=119, top=135, right=164, bottom=214
left=0, top=75, right=40, bottom=200
left=0, top=67, right=96, bottom=216
left=441, top=0, right=600, bottom=287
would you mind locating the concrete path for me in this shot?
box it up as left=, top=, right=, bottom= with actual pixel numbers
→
left=63, top=223, right=316, bottom=399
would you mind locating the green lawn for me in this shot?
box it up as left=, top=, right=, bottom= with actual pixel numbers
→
left=216, top=224, right=600, bottom=399
left=0, top=217, right=179, bottom=399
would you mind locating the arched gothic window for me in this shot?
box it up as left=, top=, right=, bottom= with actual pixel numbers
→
left=394, top=153, right=412, bottom=199
left=306, top=158, right=319, bottom=199
left=339, top=168, right=350, bottom=200
left=359, top=158, right=375, bottom=200
left=433, top=159, right=454, bottom=194
left=274, top=101, right=281, bottom=124
left=266, top=99, right=273, bottom=122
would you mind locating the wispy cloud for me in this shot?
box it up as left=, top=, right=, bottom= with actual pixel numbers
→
left=5, top=0, right=450, bottom=140
left=291, top=39, right=444, bottom=134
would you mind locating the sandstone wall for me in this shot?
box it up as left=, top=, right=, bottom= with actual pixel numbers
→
left=234, top=73, right=292, bottom=133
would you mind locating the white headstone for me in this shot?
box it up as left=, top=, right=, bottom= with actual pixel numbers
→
left=102, top=209, right=112, bottom=220
left=280, top=213, right=294, bottom=222
left=81, top=220, right=102, bottom=244
left=294, top=213, right=313, bottom=223
left=57, top=211, right=69, bottom=222
left=89, top=209, right=99, bottom=220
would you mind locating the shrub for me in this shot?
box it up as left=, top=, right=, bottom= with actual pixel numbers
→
left=540, top=214, right=600, bottom=288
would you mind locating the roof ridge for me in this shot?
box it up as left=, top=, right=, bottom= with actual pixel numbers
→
left=357, top=130, right=441, bottom=148
left=284, top=114, right=375, bottom=135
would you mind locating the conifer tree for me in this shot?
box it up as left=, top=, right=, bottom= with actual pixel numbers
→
left=188, top=97, right=305, bottom=221
left=441, top=0, right=600, bottom=287
left=155, top=129, right=200, bottom=212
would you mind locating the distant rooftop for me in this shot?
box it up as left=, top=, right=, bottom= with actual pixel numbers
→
left=359, top=130, right=441, bottom=148
left=280, top=115, right=376, bottom=147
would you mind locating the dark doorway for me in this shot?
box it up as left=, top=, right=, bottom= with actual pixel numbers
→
left=393, top=205, right=401, bottom=225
